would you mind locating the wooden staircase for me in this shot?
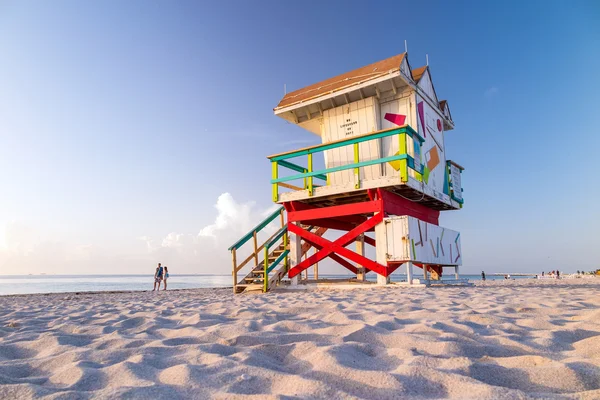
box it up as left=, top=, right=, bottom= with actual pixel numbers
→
left=229, top=210, right=328, bottom=294
left=235, top=242, right=288, bottom=294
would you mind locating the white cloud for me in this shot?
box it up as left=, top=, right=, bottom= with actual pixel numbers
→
left=0, top=193, right=279, bottom=275
left=484, top=86, right=499, bottom=99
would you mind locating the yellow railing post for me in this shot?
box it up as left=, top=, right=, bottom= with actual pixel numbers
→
left=263, top=247, right=269, bottom=292
left=398, top=132, right=408, bottom=182
left=353, top=143, right=360, bottom=189
left=252, top=231, right=258, bottom=267
left=232, top=248, right=237, bottom=294
left=283, top=232, right=288, bottom=271
left=272, top=161, right=279, bottom=202
left=307, top=153, right=314, bottom=195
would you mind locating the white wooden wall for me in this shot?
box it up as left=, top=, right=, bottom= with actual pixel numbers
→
left=321, top=97, right=381, bottom=186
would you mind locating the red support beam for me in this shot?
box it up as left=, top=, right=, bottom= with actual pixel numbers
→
left=378, top=189, right=440, bottom=225
left=288, top=200, right=382, bottom=223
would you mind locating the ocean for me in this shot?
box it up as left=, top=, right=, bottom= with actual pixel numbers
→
left=0, top=273, right=535, bottom=296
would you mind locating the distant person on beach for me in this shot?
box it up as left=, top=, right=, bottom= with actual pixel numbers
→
left=153, top=263, right=163, bottom=291
left=556, top=270, right=560, bottom=279
left=481, top=271, right=486, bottom=281
left=163, top=266, right=169, bottom=290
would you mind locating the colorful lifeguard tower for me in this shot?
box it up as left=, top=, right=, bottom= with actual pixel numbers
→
left=229, top=52, right=465, bottom=293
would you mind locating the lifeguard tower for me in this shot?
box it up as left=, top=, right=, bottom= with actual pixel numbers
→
left=229, top=52, right=465, bottom=293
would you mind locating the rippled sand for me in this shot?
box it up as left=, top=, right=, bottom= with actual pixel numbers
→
left=1, top=279, right=599, bottom=399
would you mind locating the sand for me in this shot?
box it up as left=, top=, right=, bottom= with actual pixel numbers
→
left=0, top=279, right=599, bottom=399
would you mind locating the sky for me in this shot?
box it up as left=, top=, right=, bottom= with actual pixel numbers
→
left=0, top=0, right=599, bottom=276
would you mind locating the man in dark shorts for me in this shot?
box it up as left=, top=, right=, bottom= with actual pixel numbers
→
left=153, top=263, right=164, bottom=291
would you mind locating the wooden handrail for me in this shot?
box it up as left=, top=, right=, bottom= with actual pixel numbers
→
left=234, top=228, right=283, bottom=273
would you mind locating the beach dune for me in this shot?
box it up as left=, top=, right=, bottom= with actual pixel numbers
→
left=0, top=279, right=599, bottom=399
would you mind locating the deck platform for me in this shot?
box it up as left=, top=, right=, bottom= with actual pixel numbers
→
left=278, top=178, right=460, bottom=211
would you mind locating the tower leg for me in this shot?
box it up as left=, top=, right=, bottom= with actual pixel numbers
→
left=423, top=264, right=429, bottom=282
left=406, top=262, right=413, bottom=285
left=376, top=241, right=390, bottom=285
left=375, top=214, right=390, bottom=285
left=289, top=223, right=302, bottom=286
left=314, top=248, right=319, bottom=280
left=356, top=234, right=365, bottom=281
left=455, top=265, right=459, bottom=279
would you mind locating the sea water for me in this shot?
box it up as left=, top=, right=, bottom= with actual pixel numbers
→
left=0, top=273, right=533, bottom=296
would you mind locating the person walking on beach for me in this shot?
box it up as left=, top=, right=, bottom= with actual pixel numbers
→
left=153, top=263, right=164, bottom=291
left=163, top=266, right=169, bottom=290
left=481, top=271, right=486, bottom=281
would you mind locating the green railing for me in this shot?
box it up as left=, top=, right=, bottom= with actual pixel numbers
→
left=268, top=125, right=425, bottom=202
left=263, top=226, right=289, bottom=292
left=229, top=206, right=286, bottom=293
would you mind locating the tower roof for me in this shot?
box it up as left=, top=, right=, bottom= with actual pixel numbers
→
left=275, top=53, right=408, bottom=110
left=411, top=65, right=428, bottom=82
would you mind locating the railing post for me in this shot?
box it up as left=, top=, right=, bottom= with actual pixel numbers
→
left=353, top=143, right=360, bottom=189
left=232, top=248, right=237, bottom=294
left=272, top=161, right=279, bottom=202
left=252, top=231, right=258, bottom=267
left=263, top=247, right=269, bottom=292
left=307, top=153, right=314, bottom=196
left=283, top=232, right=288, bottom=271
left=398, top=131, right=408, bottom=182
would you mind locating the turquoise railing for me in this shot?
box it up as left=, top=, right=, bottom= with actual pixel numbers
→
left=263, top=226, right=289, bottom=292
left=228, top=207, right=284, bottom=251
left=268, top=125, right=425, bottom=202
left=229, top=206, right=286, bottom=293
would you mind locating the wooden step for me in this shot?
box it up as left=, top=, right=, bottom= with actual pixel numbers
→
left=236, top=284, right=263, bottom=292
left=244, top=277, right=263, bottom=282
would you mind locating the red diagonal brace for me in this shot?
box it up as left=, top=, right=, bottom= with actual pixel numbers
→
left=288, top=213, right=387, bottom=278
left=300, top=236, right=358, bottom=274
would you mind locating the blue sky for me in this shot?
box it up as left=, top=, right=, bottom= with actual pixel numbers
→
left=0, top=0, right=599, bottom=275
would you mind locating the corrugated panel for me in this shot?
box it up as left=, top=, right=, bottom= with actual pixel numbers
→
left=381, top=216, right=461, bottom=265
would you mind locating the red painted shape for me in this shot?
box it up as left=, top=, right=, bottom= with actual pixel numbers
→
left=378, top=189, right=439, bottom=225
left=288, top=214, right=387, bottom=277
left=384, top=113, right=406, bottom=126
left=437, top=119, right=442, bottom=131
left=288, top=200, right=382, bottom=222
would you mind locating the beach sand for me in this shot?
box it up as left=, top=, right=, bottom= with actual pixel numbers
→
left=1, top=279, right=599, bottom=399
